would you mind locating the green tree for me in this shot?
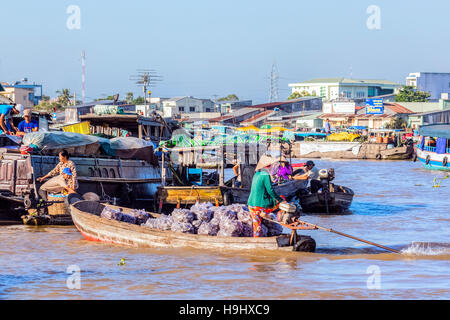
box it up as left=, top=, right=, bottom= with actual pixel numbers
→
left=385, top=116, right=407, bottom=129
left=133, top=96, right=145, bottom=104
left=126, top=92, right=134, bottom=103
left=218, top=94, right=239, bottom=102
left=288, top=90, right=312, bottom=100
left=55, top=88, right=73, bottom=106
left=395, top=86, right=431, bottom=102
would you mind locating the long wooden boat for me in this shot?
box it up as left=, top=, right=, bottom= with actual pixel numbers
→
left=70, top=200, right=316, bottom=252
left=156, top=179, right=308, bottom=209
left=300, top=185, right=354, bottom=214
left=415, top=124, right=450, bottom=171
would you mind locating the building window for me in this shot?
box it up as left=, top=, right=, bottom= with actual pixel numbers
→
left=178, top=106, right=185, bottom=112
left=190, top=107, right=195, bottom=112
left=320, top=87, right=326, bottom=97
left=343, top=91, right=352, bottom=98
left=205, top=108, right=211, bottom=112
left=356, top=91, right=365, bottom=98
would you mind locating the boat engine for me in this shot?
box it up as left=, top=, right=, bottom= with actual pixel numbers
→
left=318, top=168, right=335, bottom=214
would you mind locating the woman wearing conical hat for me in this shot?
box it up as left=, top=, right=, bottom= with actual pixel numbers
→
left=247, top=155, right=285, bottom=237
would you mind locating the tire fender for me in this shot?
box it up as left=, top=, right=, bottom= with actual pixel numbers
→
left=375, top=153, right=382, bottom=160
left=443, top=157, right=448, bottom=167
left=425, top=155, right=431, bottom=165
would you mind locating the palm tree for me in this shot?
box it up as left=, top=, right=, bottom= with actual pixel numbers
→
left=56, top=88, right=72, bottom=106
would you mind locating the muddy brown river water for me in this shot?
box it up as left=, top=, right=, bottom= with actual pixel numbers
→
left=0, top=159, right=449, bottom=299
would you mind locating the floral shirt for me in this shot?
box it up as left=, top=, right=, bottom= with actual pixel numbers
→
left=48, top=160, right=78, bottom=190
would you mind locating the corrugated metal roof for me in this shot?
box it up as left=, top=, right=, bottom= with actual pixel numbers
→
left=241, top=110, right=275, bottom=125
left=386, top=103, right=413, bottom=114
left=250, top=97, right=320, bottom=109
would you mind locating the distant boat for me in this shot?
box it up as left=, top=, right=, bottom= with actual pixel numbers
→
left=415, top=123, right=450, bottom=171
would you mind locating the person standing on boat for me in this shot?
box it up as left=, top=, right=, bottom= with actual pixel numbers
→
left=37, top=150, right=78, bottom=201
left=0, top=103, right=20, bottom=135
left=247, top=155, right=285, bottom=237
left=324, top=119, right=331, bottom=136
left=293, top=160, right=321, bottom=193
left=273, top=156, right=293, bottom=184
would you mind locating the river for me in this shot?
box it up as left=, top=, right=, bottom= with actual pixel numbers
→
left=0, top=159, right=449, bottom=299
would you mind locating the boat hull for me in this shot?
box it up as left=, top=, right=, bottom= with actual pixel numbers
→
left=415, top=148, right=450, bottom=171
left=300, top=186, right=354, bottom=214
left=70, top=201, right=309, bottom=252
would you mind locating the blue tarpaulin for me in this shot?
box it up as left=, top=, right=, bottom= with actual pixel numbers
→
left=420, top=136, right=425, bottom=151
left=436, top=137, right=447, bottom=154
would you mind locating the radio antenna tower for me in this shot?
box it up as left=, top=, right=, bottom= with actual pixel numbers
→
left=130, top=69, right=163, bottom=107
left=269, top=62, right=279, bottom=102
left=81, top=51, right=86, bottom=104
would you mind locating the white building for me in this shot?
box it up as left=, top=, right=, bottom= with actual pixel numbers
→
left=162, top=96, right=214, bottom=118
left=288, top=78, right=402, bottom=101
left=406, top=72, right=450, bottom=101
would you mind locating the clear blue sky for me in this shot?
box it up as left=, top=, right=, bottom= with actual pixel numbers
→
left=1, top=0, right=449, bottom=104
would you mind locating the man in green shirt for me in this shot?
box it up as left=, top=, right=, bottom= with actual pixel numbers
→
left=247, top=155, right=285, bottom=237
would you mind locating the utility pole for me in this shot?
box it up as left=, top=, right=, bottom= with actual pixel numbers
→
left=212, top=94, right=218, bottom=113
left=130, top=69, right=163, bottom=110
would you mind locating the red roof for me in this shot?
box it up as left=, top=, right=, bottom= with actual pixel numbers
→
left=250, top=99, right=307, bottom=109
left=208, top=115, right=233, bottom=122
left=385, top=103, right=413, bottom=114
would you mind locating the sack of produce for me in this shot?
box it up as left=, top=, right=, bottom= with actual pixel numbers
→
left=212, top=206, right=237, bottom=222
left=241, top=223, right=254, bottom=237
left=171, top=221, right=195, bottom=234
left=100, top=207, right=123, bottom=221
left=217, top=218, right=243, bottom=237
left=143, top=215, right=173, bottom=231
left=129, top=209, right=150, bottom=225
left=190, top=202, right=214, bottom=222
left=197, top=222, right=220, bottom=236
left=121, top=213, right=136, bottom=224
left=172, top=209, right=195, bottom=223
left=192, top=219, right=203, bottom=231
left=262, top=219, right=283, bottom=236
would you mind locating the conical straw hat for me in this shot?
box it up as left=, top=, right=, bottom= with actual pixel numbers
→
left=255, top=155, right=279, bottom=171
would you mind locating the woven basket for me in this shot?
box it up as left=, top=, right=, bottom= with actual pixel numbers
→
left=47, top=193, right=68, bottom=216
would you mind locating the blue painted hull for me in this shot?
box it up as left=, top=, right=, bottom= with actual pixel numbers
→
left=417, top=156, right=450, bottom=171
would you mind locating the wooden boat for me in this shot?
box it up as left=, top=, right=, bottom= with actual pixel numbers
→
left=415, top=123, right=450, bottom=171
left=70, top=200, right=316, bottom=252
left=300, top=185, right=354, bottom=214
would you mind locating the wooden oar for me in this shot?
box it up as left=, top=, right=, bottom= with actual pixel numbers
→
left=263, top=215, right=400, bottom=254
left=299, top=219, right=401, bottom=254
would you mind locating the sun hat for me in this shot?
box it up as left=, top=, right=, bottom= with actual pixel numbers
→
left=255, top=155, right=279, bottom=171
left=23, top=109, right=32, bottom=117
left=62, top=168, right=73, bottom=176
